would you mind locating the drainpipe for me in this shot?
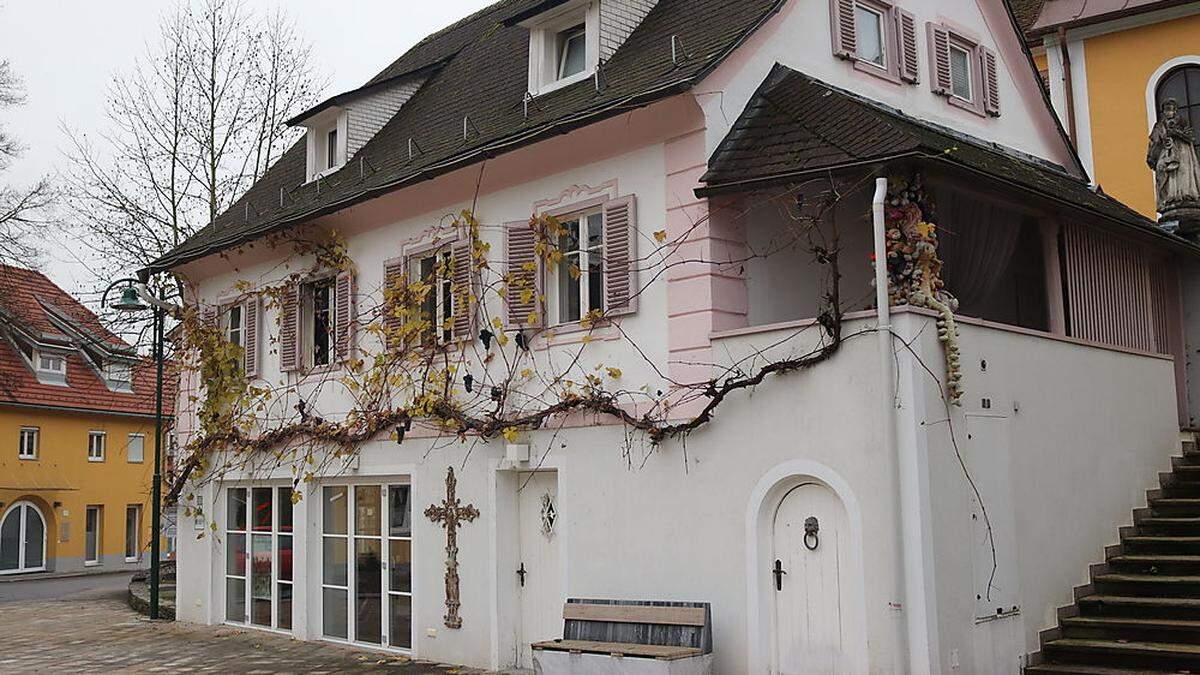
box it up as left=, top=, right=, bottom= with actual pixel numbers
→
left=1058, top=27, right=1077, bottom=145
left=873, top=176, right=934, bottom=674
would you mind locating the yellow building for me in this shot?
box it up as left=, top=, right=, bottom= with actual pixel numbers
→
left=0, top=267, right=170, bottom=575
left=1019, top=0, right=1200, bottom=218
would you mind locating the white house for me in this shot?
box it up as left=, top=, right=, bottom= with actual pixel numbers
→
left=155, top=0, right=1200, bottom=672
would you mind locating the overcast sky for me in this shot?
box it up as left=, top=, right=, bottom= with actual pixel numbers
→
left=0, top=0, right=494, bottom=295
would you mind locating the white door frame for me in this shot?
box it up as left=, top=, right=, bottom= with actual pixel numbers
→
left=0, top=500, right=48, bottom=575
left=317, top=478, right=415, bottom=655
left=745, top=460, right=868, bottom=674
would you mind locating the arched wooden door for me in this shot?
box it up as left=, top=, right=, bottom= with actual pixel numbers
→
left=771, top=483, right=851, bottom=674
left=0, top=501, right=47, bottom=574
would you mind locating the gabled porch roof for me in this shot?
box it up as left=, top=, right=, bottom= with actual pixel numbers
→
left=698, top=64, right=1197, bottom=255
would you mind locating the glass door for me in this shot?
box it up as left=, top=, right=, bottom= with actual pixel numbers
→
left=322, top=481, right=412, bottom=651
left=225, top=486, right=293, bottom=631
left=0, top=502, right=46, bottom=574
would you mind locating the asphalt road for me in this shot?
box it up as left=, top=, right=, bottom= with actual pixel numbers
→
left=0, top=571, right=132, bottom=603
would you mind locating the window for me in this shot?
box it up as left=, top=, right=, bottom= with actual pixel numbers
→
left=37, top=353, right=65, bottom=374
left=124, top=504, right=141, bottom=562
left=557, top=24, right=587, bottom=80
left=928, top=24, right=999, bottom=117
left=18, top=427, right=37, bottom=460
left=88, top=431, right=106, bottom=462
left=327, top=129, right=339, bottom=170
left=411, top=248, right=454, bottom=345
left=85, top=506, right=102, bottom=565
left=0, top=501, right=46, bottom=573
left=127, top=434, right=145, bottom=464
left=225, top=303, right=244, bottom=349
left=307, top=278, right=336, bottom=368
left=855, top=5, right=885, bottom=67
left=949, top=42, right=973, bottom=102
left=1156, top=65, right=1200, bottom=126
left=549, top=211, right=604, bottom=325
left=226, top=486, right=294, bottom=630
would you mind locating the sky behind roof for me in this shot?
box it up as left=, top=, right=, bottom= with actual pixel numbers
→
left=0, top=0, right=494, bottom=296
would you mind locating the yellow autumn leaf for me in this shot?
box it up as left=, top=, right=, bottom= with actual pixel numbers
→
left=526, top=311, right=540, bottom=325
left=653, top=229, right=667, bottom=243
left=502, top=427, right=519, bottom=443
left=606, top=367, right=622, bottom=379
left=492, top=316, right=504, bottom=329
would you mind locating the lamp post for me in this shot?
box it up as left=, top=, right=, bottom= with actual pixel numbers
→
left=102, top=278, right=168, bottom=620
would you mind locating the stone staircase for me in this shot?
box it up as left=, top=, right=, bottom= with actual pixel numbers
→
left=1028, top=435, right=1200, bottom=674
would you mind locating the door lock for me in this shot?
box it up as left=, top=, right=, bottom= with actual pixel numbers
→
left=772, top=559, right=787, bottom=591
left=517, top=562, right=527, bottom=587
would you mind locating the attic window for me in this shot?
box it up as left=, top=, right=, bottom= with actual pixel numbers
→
left=525, top=2, right=599, bottom=96
left=106, top=361, right=133, bottom=392
left=326, top=129, right=339, bottom=170
left=303, top=109, right=347, bottom=182
left=37, top=353, right=65, bottom=374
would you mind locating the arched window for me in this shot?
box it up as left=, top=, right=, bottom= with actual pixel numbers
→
left=0, top=501, right=46, bottom=574
left=1156, top=65, right=1200, bottom=125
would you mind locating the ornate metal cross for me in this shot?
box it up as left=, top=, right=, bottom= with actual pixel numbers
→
left=424, top=466, right=479, bottom=629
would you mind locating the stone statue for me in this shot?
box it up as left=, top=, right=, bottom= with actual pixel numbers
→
left=1147, top=98, right=1200, bottom=235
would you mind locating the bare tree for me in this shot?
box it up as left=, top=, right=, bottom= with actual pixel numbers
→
left=63, top=0, right=324, bottom=316
left=0, top=59, right=53, bottom=266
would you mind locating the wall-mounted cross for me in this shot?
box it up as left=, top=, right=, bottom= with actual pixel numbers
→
left=424, top=466, right=479, bottom=629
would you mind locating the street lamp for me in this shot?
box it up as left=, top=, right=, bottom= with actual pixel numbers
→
left=102, top=277, right=169, bottom=620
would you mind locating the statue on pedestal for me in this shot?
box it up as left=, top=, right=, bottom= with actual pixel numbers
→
left=1147, top=98, right=1200, bottom=237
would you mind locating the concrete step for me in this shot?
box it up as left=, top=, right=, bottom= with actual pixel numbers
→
left=1042, top=638, right=1200, bottom=669
left=1062, top=615, right=1200, bottom=644
left=1094, top=574, right=1200, bottom=598
left=1025, top=663, right=1185, bottom=675
left=1109, top=555, right=1200, bottom=575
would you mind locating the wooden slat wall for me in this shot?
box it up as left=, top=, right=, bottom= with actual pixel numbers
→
left=1063, top=223, right=1160, bottom=353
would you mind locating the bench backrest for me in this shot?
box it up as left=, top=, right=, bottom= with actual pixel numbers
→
left=561, top=599, right=713, bottom=653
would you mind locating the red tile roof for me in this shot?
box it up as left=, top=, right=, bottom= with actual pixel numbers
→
left=0, top=266, right=174, bottom=417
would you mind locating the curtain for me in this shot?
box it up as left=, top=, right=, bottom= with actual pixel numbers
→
left=936, top=189, right=1022, bottom=311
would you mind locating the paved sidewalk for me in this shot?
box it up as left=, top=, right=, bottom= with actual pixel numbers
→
left=0, top=589, right=488, bottom=674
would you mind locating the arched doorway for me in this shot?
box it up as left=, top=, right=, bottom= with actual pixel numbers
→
left=770, top=482, right=852, bottom=675
left=0, top=500, right=47, bottom=574
left=1155, top=65, right=1200, bottom=125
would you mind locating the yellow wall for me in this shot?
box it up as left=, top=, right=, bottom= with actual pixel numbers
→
left=0, top=406, right=164, bottom=570
left=1083, top=13, right=1200, bottom=217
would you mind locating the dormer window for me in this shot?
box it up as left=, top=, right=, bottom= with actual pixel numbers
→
left=105, top=361, right=133, bottom=392
left=301, top=108, right=347, bottom=183
left=524, top=1, right=599, bottom=96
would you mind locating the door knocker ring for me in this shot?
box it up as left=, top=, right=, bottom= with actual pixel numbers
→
left=804, top=516, right=819, bottom=551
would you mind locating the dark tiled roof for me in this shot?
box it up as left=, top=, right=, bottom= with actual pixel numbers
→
left=148, top=0, right=786, bottom=274
left=0, top=266, right=174, bottom=417
left=1009, top=0, right=1046, bottom=32
left=700, top=65, right=1192, bottom=252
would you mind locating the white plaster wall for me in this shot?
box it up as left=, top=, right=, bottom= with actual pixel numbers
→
left=696, top=0, right=1077, bottom=171
left=910, top=314, right=1179, bottom=672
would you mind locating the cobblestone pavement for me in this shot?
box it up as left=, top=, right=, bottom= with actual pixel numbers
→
left=0, top=588, right=491, bottom=674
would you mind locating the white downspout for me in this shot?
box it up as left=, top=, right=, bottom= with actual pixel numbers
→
left=873, top=177, right=934, bottom=674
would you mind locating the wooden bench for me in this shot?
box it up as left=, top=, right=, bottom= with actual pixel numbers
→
left=532, top=599, right=713, bottom=664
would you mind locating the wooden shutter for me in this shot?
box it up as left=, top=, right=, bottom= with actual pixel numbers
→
left=602, top=195, right=637, bottom=316
left=383, top=257, right=407, bottom=352
left=980, top=46, right=1000, bottom=116
left=927, top=23, right=952, bottom=96
left=335, top=270, right=355, bottom=362
left=505, top=219, right=542, bottom=327
left=896, top=9, right=919, bottom=84
left=830, top=0, right=857, bottom=59
left=1063, top=223, right=1155, bottom=352
left=242, top=296, right=259, bottom=378
left=279, top=283, right=300, bottom=372
left=451, top=238, right=476, bottom=342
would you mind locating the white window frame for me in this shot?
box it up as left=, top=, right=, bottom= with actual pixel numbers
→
left=547, top=208, right=605, bottom=327
left=854, top=3, right=887, bottom=69
left=85, top=505, right=102, bottom=566
left=36, top=352, right=65, bottom=375
left=0, top=501, right=47, bottom=574
left=304, top=108, right=348, bottom=183
left=525, top=1, right=600, bottom=96
left=88, top=431, right=106, bottom=462
left=409, top=246, right=454, bottom=346
left=126, top=433, right=145, bottom=464
left=948, top=40, right=974, bottom=103
left=225, top=303, right=245, bottom=350
left=18, top=426, right=38, bottom=460
left=124, top=504, right=141, bottom=562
